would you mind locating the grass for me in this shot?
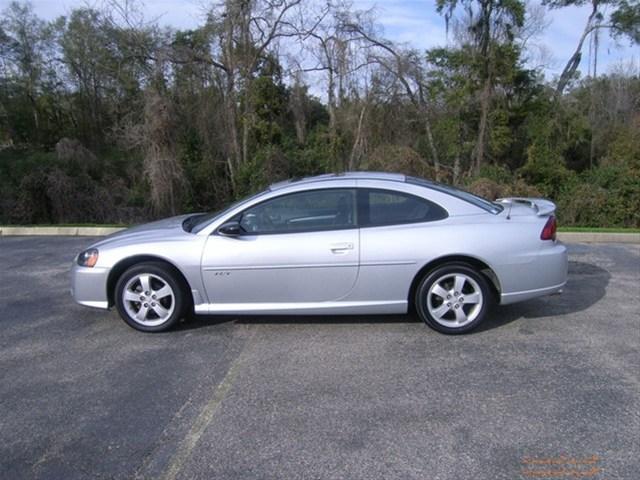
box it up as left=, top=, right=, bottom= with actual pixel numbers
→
left=558, top=227, right=640, bottom=233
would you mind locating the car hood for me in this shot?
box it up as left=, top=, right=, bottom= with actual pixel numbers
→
left=90, top=214, right=196, bottom=248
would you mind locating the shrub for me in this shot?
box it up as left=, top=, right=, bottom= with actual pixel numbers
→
left=478, top=164, right=513, bottom=184
left=1, top=146, right=146, bottom=224
left=557, top=183, right=609, bottom=227
left=557, top=165, right=640, bottom=227
left=467, top=178, right=504, bottom=200
left=366, top=145, right=435, bottom=179
left=501, top=178, right=542, bottom=198
left=518, top=155, right=576, bottom=198
left=466, top=176, right=542, bottom=201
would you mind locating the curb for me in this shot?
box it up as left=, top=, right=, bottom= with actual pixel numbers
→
left=557, top=231, right=640, bottom=244
left=0, top=226, right=126, bottom=236
left=0, top=227, right=638, bottom=243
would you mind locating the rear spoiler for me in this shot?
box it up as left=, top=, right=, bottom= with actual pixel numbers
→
left=496, top=197, right=556, bottom=217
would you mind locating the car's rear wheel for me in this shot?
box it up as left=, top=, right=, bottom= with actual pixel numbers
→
left=115, top=262, right=186, bottom=332
left=415, top=263, right=491, bottom=334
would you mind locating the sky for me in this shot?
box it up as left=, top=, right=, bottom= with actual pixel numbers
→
left=4, top=0, right=638, bottom=80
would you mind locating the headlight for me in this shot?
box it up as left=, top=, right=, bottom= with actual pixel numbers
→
left=77, top=248, right=99, bottom=267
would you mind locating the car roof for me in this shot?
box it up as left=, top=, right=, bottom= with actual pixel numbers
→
left=269, top=171, right=406, bottom=191
left=268, top=171, right=503, bottom=215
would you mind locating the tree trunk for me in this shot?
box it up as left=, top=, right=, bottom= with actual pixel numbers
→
left=327, top=68, right=339, bottom=170
left=242, top=103, right=250, bottom=167
left=222, top=3, right=241, bottom=192
left=416, top=86, right=440, bottom=179
left=474, top=79, right=491, bottom=176
left=224, top=77, right=241, bottom=190
left=473, top=0, right=493, bottom=177
left=555, top=5, right=599, bottom=96
left=424, top=113, right=440, bottom=180
left=290, top=78, right=307, bottom=145
left=453, top=152, right=461, bottom=185
left=348, top=102, right=367, bottom=170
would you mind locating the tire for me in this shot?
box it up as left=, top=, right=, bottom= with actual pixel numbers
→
left=115, top=262, right=186, bottom=332
left=415, top=263, right=491, bottom=334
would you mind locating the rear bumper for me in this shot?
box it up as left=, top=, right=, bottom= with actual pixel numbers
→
left=500, top=281, right=566, bottom=305
left=500, top=242, right=568, bottom=305
left=70, top=263, right=110, bottom=309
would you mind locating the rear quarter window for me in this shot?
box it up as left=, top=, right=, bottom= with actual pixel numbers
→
left=359, top=189, right=448, bottom=226
left=406, top=176, right=503, bottom=214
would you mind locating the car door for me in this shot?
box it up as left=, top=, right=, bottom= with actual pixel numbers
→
left=201, top=188, right=359, bottom=306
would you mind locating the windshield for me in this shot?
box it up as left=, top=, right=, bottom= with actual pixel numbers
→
left=406, top=176, right=503, bottom=214
left=186, top=190, right=269, bottom=233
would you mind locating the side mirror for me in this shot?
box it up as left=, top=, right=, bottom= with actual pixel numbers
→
left=218, top=221, right=243, bottom=236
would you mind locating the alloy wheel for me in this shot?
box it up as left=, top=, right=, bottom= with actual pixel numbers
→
left=426, top=273, right=483, bottom=327
left=122, top=273, right=175, bottom=327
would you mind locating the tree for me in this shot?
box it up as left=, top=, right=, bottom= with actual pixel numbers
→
left=300, top=3, right=374, bottom=171
left=436, top=0, right=526, bottom=175
left=0, top=1, right=50, bottom=141
left=0, top=0, right=638, bottom=228
left=192, top=0, right=313, bottom=192
left=543, top=0, right=640, bottom=95
left=342, top=17, right=442, bottom=177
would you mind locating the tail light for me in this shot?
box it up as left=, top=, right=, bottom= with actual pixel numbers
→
left=540, top=216, right=557, bottom=241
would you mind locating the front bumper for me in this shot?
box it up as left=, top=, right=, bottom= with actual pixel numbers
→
left=70, top=263, right=110, bottom=309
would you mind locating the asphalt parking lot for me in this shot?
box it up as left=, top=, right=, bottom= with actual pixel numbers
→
left=0, top=237, right=638, bottom=480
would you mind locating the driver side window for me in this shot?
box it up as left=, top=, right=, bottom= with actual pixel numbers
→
left=239, top=189, right=356, bottom=234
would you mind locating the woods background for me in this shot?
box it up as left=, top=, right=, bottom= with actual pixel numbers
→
left=0, top=0, right=638, bottom=227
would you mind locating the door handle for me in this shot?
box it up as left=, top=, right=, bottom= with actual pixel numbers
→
left=330, top=242, right=354, bottom=253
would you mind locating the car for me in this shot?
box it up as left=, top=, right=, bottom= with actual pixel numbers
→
left=71, top=172, right=568, bottom=334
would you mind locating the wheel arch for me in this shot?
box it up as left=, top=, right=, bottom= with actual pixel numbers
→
left=408, top=255, right=501, bottom=308
left=107, top=255, right=192, bottom=308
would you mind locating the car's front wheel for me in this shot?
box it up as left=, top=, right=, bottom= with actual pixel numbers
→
left=115, top=262, right=186, bottom=332
left=415, top=263, right=491, bottom=334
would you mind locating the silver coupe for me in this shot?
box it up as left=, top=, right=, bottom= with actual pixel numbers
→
left=71, top=172, right=567, bottom=334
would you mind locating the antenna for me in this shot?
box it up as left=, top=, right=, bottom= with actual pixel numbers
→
left=506, top=200, right=513, bottom=220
